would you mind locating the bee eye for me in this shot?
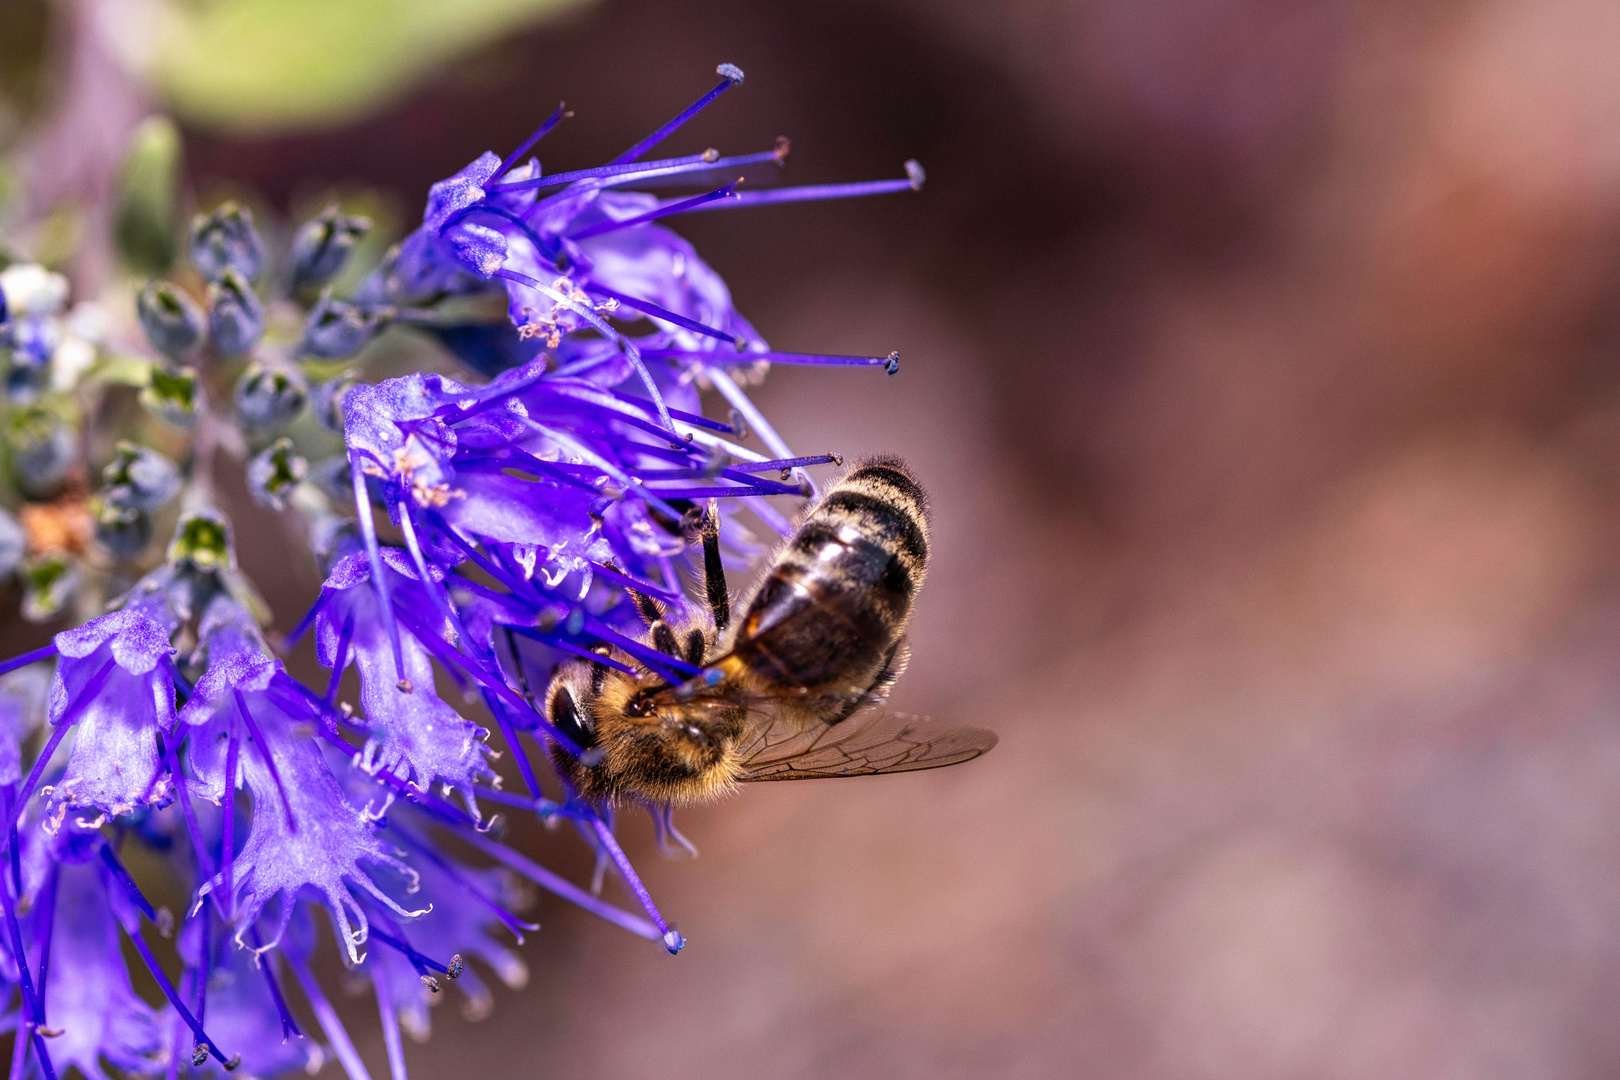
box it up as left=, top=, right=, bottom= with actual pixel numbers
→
left=550, top=688, right=596, bottom=750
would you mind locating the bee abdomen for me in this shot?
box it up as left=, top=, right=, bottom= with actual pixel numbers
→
left=735, top=456, right=930, bottom=691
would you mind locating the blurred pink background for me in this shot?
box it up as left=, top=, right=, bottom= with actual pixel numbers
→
left=23, top=0, right=1620, bottom=1075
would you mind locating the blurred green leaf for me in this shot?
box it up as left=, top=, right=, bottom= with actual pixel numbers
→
left=116, top=116, right=182, bottom=274
left=149, top=0, right=598, bottom=132
left=90, top=355, right=158, bottom=388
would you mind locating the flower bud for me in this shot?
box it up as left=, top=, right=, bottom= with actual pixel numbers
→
left=247, top=438, right=307, bottom=511
left=235, top=361, right=308, bottom=430
left=102, top=441, right=180, bottom=512
left=189, top=201, right=265, bottom=283
left=19, top=553, right=78, bottom=622
left=6, top=410, right=77, bottom=497
left=289, top=206, right=372, bottom=289
left=5, top=360, right=48, bottom=406
left=140, top=365, right=198, bottom=428
left=206, top=268, right=264, bottom=356
left=301, top=295, right=390, bottom=359
left=5, top=312, right=60, bottom=369
left=310, top=370, right=358, bottom=432
left=309, top=456, right=358, bottom=502
left=136, top=282, right=203, bottom=360
left=168, top=508, right=233, bottom=571
left=92, top=497, right=152, bottom=560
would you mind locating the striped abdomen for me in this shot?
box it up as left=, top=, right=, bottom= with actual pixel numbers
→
left=729, top=456, right=929, bottom=705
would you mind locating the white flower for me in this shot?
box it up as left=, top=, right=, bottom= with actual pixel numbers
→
left=0, top=263, right=69, bottom=318
left=51, top=336, right=97, bottom=392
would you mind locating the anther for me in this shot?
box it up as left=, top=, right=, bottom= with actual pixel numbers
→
left=717, top=62, right=744, bottom=85
left=421, top=975, right=442, bottom=993
left=193, top=1047, right=209, bottom=1067
left=156, top=907, right=175, bottom=937
left=35, top=1027, right=62, bottom=1038
left=396, top=678, right=414, bottom=693
left=905, top=160, right=926, bottom=190
left=225, top=1055, right=243, bottom=1072
left=830, top=452, right=844, bottom=466
left=448, top=954, right=465, bottom=979
left=702, top=148, right=720, bottom=163
left=339, top=701, right=355, bottom=717
left=663, top=929, right=686, bottom=954
left=885, top=351, right=900, bottom=376
left=773, top=136, right=791, bottom=163
left=728, top=408, right=749, bottom=439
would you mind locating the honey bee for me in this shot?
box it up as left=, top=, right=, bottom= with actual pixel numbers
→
left=543, top=456, right=997, bottom=806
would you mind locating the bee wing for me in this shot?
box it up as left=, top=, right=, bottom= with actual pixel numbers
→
left=736, top=708, right=997, bottom=782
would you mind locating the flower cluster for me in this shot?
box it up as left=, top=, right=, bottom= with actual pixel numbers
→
left=0, top=65, right=919, bottom=1080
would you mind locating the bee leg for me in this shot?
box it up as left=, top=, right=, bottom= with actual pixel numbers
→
left=628, top=588, right=663, bottom=627
left=650, top=803, right=700, bottom=858
left=700, top=502, right=731, bottom=634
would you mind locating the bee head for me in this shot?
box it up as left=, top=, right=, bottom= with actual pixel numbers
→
left=543, top=658, right=745, bottom=805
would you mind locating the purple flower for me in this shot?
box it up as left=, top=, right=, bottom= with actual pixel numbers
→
left=39, top=857, right=165, bottom=1080
left=163, top=909, right=321, bottom=1079
left=0, top=666, right=48, bottom=786
left=320, top=807, right=534, bottom=1056
left=180, top=597, right=424, bottom=962
left=43, top=602, right=177, bottom=823
left=313, top=550, right=495, bottom=806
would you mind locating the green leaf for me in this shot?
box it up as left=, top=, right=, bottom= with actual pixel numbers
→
left=116, top=116, right=182, bottom=274
left=147, top=0, right=598, bottom=132
left=91, top=355, right=157, bottom=387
